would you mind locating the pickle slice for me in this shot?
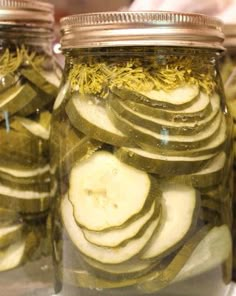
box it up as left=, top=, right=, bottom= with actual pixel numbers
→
left=115, top=147, right=216, bottom=175
left=61, top=195, right=161, bottom=264
left=60, top=226, right=210, bottom=290
left=0, top=83, right=38, bottom=120
left=53, top=82, right=69, bottom=111
left=0, top=223, right=23, bottom=249
left=0, top=239, right=25, bottom=272
left=141, top=184, right=199, bottom=260
left=0, top=208, right=19, bottom=226
left=68, top=151, right=159, bottom=231
left=0, top=164, right=50, bottom=185
left=108, top=93, right=220, bottom=136
left=0, top=182, right=54, bottom=213
left=112, top=84, right=200, bottom=109
left=83, top=200, right=156, bottom=248
left=20, top=68, right=60, bottom=97
left=108, top=104, right=222, bottom=151
left=175, top=225, right=232, bottom=282
left=66, top=94, right=133, bottom=147
left=121, top=91, right=212, bottom=123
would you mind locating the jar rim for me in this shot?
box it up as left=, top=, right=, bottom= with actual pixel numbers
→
left=0, top=0, right=54, bottom=29
left=60, top=11, right=225, bottom=50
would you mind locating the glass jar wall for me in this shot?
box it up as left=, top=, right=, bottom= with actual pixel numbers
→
left=221, top=24, right=236, bottom=281
left=51, top=12, right=233, bottom=296
left=0, top=0, right=61, bottom=294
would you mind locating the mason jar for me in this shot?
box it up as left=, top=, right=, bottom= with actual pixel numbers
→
left=220, top=23, right=236, bottom=281
left=0, top=0, right=61, bottom=294
left=51, top=12, right=233, bottom=296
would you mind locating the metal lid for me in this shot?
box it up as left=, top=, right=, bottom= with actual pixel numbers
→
left=60, top=11, right=224, bottom=50
left=223, top=24, right=236, bottom=48
left=0, top=0, right=54, bottom=29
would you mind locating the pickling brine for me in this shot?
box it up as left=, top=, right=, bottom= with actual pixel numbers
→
left=0, top=0, right=61, bottom=294
left=52, top=12, right=233, bottom=296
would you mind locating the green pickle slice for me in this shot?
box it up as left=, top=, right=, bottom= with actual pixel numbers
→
left=66, top=94, right=133, bottom=147
left=0, top=223, right=23, bottom=249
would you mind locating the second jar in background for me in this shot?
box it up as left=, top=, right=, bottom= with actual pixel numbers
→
left=0, top=0, right=61, bottom=294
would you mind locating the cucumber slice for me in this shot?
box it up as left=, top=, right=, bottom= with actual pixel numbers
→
left=66, top=94, right=133, bottom=147
left=137, top=225, right=212, bottom=293
left=112, top=84, right=199, bottom=109
left=115, top=147, right=216, bottom=175
left=108, top=104, right=222, bottom=151
left=140, top=115, right=227, bottom=156
left=20, top=68, right=60, bottom=97
left=60, top=225, right=210, bottom=290
left=0, top=223, right=23, bottom=249
left=68, top=151, right=160, bottom=231
left=141, top=184, right=199, bottom=260
left=84, top=256, right=154, bottom=279
left=121, top=91, right=212, bottom=123
left=0, top=164, right=50, bottom=185
left=53, top=82, right=69, bottom=111
left=190, top=152, right=226, bottom=188
left=0, top=239, right=25, bottom=272
left=14, top=116, right=50, bottom=140
left=0, top=127, right=47, bottom=169
left=61, top=195, right=161, bottom=264
left=82, top=200, right=156, bottom=248
left=0, top=83, right=38, bottom=120
left=0, top=182, right=55, bottom=213
left=108, top=93, right=220, bottom=136
left=0, top=74, right=20, bottom=93
left=175, top=225, right=232, bottom=282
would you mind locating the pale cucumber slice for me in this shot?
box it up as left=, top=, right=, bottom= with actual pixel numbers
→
left=108, top=93, right=220, bottom=135
left=0, top=223, right=23, bottom=249
left=140, top=115, right=227, bottom=156
left=112, top=84, right=199, bottom=109
left=175, top=225, right=232, bottom=282
left=68, top=151, right=159, bottom=231
left=84, top=256, right=154, bottom=277
left=0, top=83, right=37, bottom=119
left=108, top=104, right=222, bottom=151
left=141, top=184, right=199, bottom=260
left=115, top=147, right=216, bottom=175
left=83, top=200, right=156, bottom=248
left=61, top=196, right=160, bottom=264
left=122, top=91, right=212, bottom=122
left=0, top=164, right=50, bottom=181
left=0, top=239, right=25, bottom=272
left=53, top=81, right=69, bottom=111
left=60, top=226, right=210, bottom=290
left=190, top=152, right=226, bottom=188
left=0, top=181, right=56, bottom=213
left=66, top=94, right=133, bottom=147
left=20, top=68, right=60, bottom=97
left=14, top=116, right=50, bottom=140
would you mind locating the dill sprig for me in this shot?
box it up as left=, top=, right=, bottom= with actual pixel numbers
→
left=69, top=55, right=216, bottom=97
left=0, top=45, right=45, bottom=77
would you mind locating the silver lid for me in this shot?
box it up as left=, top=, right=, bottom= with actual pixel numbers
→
left=60, top=11, right=224, bottom=50
left=0, top=0, right=54, bottom=29
left=223, top=24, right=236, bottom=48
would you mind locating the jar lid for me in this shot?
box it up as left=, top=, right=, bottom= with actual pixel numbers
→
left=60, top=11, right=224, bottom=50
left=223, top=24, right=236, bottom=49
left=0, top=0, right=54, bottom=29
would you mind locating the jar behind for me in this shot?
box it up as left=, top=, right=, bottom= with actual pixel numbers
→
left=0, top=1, right=62, bottom=295
left=51, top=12, right=233, bottom=296
left=220, top=23, right=236, bottom=281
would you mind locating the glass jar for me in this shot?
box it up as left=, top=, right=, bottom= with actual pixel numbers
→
left=221, top=24, right=236, bottom=281
left=0, top=0, right=61, bottom=294
left=52, top=12, right=233, bottom=296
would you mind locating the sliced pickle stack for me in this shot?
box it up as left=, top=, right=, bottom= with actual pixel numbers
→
left=0, top=46, right=61, bottom=271
left=53, top=55, right=232, bottom=293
